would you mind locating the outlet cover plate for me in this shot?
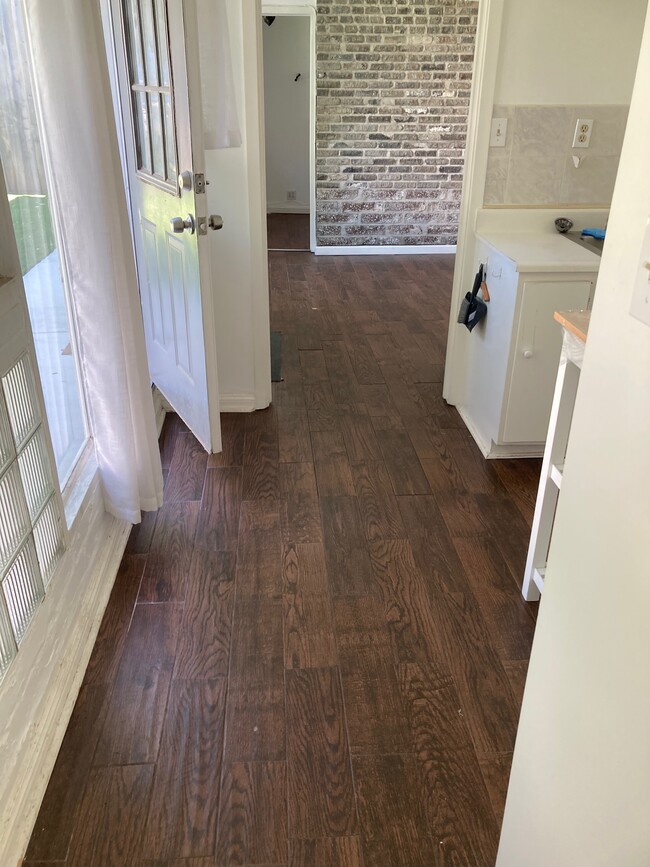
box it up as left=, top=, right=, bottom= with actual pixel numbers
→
left=573, top=118, right=593, bottom=148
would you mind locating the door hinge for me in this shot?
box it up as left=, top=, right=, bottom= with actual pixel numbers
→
left=197, top=216, right=208, bottom=236
left=195, top=173, right=206, bottom=194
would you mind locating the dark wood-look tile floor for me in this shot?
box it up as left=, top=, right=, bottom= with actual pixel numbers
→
left=25, top=252, right=541, bottom=866
left=268, top=213, right=310, bottom=250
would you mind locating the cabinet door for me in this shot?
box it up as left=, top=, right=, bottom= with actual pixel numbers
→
left=501, top=279, right=592, bottom=444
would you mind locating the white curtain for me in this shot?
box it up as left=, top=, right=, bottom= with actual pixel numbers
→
left=24, top=0, right=164, bottom=523
left=198, top=0, right=243, bottom=149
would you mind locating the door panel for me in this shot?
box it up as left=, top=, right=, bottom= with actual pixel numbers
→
left=111, top=0, right=219, bottom=451
left=502, top=279, right=592, bottom=444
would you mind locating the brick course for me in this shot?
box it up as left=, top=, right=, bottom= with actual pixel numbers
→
left=316, top=1, right=478, bottom=246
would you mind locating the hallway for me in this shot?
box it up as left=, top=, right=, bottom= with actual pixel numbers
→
left=24, top=252, right=540, bottom=866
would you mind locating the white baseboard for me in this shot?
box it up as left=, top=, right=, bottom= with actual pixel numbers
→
left=267, top=204, right=310, bottom=214
left=314, top=244, right=457, bottom=256
left=219, top=392, right=257, bottom=413
left=457, top=406, right=544, bottom=459
left=0, top=475, right=130, bottom=867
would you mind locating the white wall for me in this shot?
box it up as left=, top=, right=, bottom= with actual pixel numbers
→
left=200, top=0, right=271, bottom=412
left=263, top=16, right=310, bottom=213
left=495, top=0, right=646, bottom=105
left=497, top=11, right=650, bottom=866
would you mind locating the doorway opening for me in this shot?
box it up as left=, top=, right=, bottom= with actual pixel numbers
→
left=262, top=9, right=315, bottom=253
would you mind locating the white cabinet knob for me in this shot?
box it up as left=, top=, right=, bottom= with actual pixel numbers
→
left=523, top=349, right=533, bottom=359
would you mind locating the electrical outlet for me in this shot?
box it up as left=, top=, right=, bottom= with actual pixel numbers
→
left=572, top=118, right=593, bottom=148
left=287, top=190, right=297, bottom=201
left=490, top=117, right=508, bottom=147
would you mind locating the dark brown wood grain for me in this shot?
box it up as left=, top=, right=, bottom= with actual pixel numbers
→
left=398, top=662, right=500, bottom=864
left=267, top=212, right=310, bottom=250
left=338, top=404, right=383, bottom=463
left=453, top=535, right=536, bottom=662
left=283, top=543, right=337, bottom=669
left=236, top=500, right=283, bottom=598
left=286, top=667, right=357, bottom=838
left=208, top=413, right=245, bottom=468
left=26, top=251, right=543, bottom=867
left=165, top=432, right=208, bottom=502
left=195, top=467, right=242, bottom=552
left=351, top=461, right=405, bottom=540
left=368, top=537, right=446, bottom=666
left=94, top=603, right=182, bottom=766
left=138, top=503, right=198, bottom=603
left=311, top=429, right=355, bottom=496
left=278, top=408, right=313, bottom=463
left=142, top=679, right=227, bottom=860
left=290, top=837, right=364, bottom=867
left=320, top=496, right=375, bottom=597
left=375, top=428, right=431, bottom=495
left=242, top=428, right=279, bottom=501
left=340, top=651, right=411, bottom=755
left=216, top=761, right=288, bottom=865
left=279, top=461, right=323, bottom=543
left=25, top=684, right=110, bottom=861
left=84, top=555, right=145, bottom=685
left=66, top=765, right=154, bottom=867
left=173, top=549, right=235, bottom=680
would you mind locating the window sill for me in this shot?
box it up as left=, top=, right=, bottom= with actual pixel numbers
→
left=63, top=439, right=98, bottom=530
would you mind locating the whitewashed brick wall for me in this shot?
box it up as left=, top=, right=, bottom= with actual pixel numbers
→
left=316, top=1, right=478, bottom=246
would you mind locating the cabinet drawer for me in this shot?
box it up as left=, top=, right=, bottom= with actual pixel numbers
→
left=501, top=279, right=592, bottom=444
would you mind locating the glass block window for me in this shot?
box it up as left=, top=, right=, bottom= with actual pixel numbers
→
left=0, top=353, right=65, bottom=682
left=122, top=0, right=178, bottom=190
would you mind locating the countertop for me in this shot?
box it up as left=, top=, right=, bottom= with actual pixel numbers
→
left=477, top=230, right=602, bottom=274
left=554, top=309, right=591, bottom=343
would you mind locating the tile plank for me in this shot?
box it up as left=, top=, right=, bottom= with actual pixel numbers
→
left=320, top=496, right=375, bottom=597
left=236, top=501, right=283, bottom=598
left=165, top=432, right=208, bottom=503
left=195, top=467, right=242, bottom=553
left=94, top=603, right=182, bottom=766
left=216, top=762, right=288, bottom=865
left=67, top=765, right=154, bottom=867
left=142, top=679, right=227, bottom=860
left=173, top=549, right=235, bottom=680
left=138, top=503, right=199, bottom=603
left=279, top=462, right=322, bottom=543
left=286, top=668, right=357, bottom=838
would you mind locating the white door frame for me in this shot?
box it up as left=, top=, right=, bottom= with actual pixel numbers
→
left=442, top=0, right=505, bottom=407
left=261, top=2, right=317, bottom=252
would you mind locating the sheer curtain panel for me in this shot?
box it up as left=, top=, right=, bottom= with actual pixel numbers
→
left=23, top=0, right=164, bottom=523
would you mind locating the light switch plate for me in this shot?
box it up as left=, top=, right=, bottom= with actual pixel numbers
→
left=490, top=117, right=508, bottom=147
left=630, top=217, right=650, bottom=327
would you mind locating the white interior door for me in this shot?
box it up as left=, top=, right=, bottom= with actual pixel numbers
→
left=111, top=0, right=220, bottom=451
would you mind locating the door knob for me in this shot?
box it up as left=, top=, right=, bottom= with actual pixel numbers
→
left=208, top=214, right=224, bottom=231
left=170, top=214, right=195, bottom=235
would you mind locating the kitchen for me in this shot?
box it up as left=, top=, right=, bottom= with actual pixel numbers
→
left=445, top=0, right=646, bottom=462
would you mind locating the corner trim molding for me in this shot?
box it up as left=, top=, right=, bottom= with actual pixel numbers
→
left=314, top=244, right=457, bottom=256
left=220, top=392, right=258, bottom=413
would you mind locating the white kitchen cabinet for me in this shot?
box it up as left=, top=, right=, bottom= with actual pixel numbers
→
left=460, top=234, right=597, bottom=457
